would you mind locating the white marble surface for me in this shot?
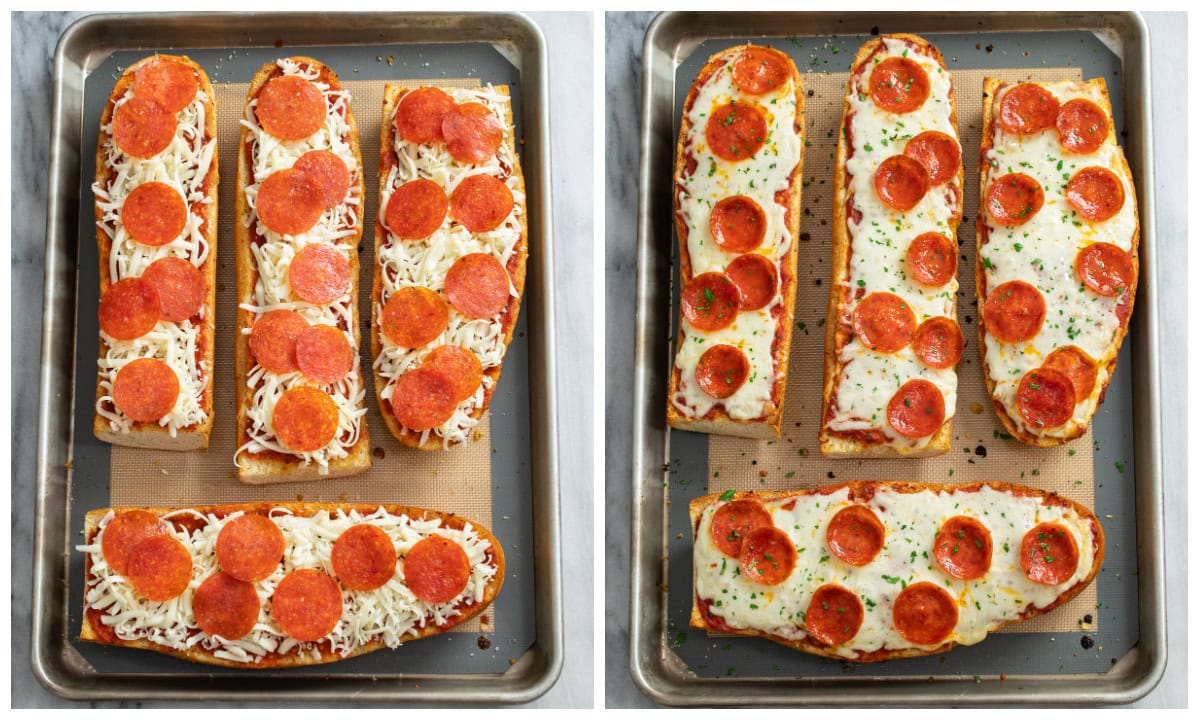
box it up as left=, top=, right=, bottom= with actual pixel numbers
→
left=11, top=10, right=593, bottom=708
left=603, top=11, right=1186, bottom=708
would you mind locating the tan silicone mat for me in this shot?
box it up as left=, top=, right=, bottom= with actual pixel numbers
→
left=706, top=65, right=1099, bottom=634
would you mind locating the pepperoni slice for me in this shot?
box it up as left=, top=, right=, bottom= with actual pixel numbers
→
left=193, top=573, right=260, bottom=641
left=249, top=309, right=308, bottom=373
left=133, top=56, right=199, bottom=113
left=806, top=585, right=864, bottom=646
left=903, top=131, right=960, bottom=186
left=1057, top=98, right=1108, bottom=155
left=709, top=499, right=772, bottom=558
left=933, top=516, right=993, bottom=580
left=853, top=292, right=917, bottom=353
left=381, top=287, right=449, bottom=348
left=998, top=83, right=1060, bottom=134
left=256, top=74, right=326, bottom=141
left=985, top=172, right=1044, bottom=227
left=892, top=582, right=958, bottom=645
left=1020, top=522, right=1080, bottom=585
left=732, top=47, right=791, bottom=95
left=874, top=155, right=930, bottom=212
left=913, top=316, right=964, bottom=369
left=983, top=280, right=1046, bottom=344
left=695, top=344, right=750, bottom=400
left=1064, top=166, right=1125, bottom=223
left=442, top=102, right=504, bottom=164
left=390, top=367, right=458, bottom=431
left=295, top=325, right=353, bottom=385
left=121, top=181, right=188, bottom=247
left=404, top=535, right=471, bottom=604
left=1075, top=242, right=1134, bottom=297
left=450, top=174, right=514, bottom=233
left=112, top=97, right=175, bottom=158
left=868, top=56, right=930, bottom=114
left=706, top=102, right=768, bottom=162
left=142, top=257, right=206, bottom=322
left=725, top=254, right=777, bottom=311
left=826, top=505, right=885, bottom=567
left=445, top=252, right=511, bottom=319
left=101, top=510, right=168, bottom=575
left=1016, top=367, right=1075, bottom=430
left=709, top=195, right=766, bottom=253
left=125, top=534, right=192, bottom=602
left=256, top=168, right=324, bottom=236
left=112, top=358, right=180, bottom=422
left=273, top=386, right=339, bottom=452
left=739, top=526, right=796, bottom=586
left=1043, top=345, right=1099, bottom=404
left=681, top=272, right=740, bottom=332
left=396, top=87, right=457, bottom=144
left=98, top=276, right=161, bottom=341
left=887, top=379, right=945, bottom=438
left=384, top=178, right=449, bottom=240
left=216, top=513, right=286, bottom=583
left=422, top=344, right=483, bottom=402
left=332, top=524, right=397, bottom=591
left=288, top=243, right=351, bottom=304
left=292, top=150, right=351, bottom=210
left=271, top=569, right=343, bottom=641
left=906, top=232, right=957, bottom=287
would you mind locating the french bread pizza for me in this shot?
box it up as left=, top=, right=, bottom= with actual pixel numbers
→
left=92, top=54, right=218, bottom=450
left=977, top=78, right=1139, bottom=446
left=666, top=44, right=805, bottom=439
left=234, top=57, right=371, bottom=482
left=372, top=84, right=528, bottom=450
left=690, top=481, right=1104, bottom=662
left=819, top=35, right=964, bottom=457
left=78, top=502, right=503, bottom=668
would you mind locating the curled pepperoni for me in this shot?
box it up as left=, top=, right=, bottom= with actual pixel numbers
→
left=142, top=257, right=206, bottom=322
left=868, top=56, right=930, bottom=114
left=1020, top=522, right=1080, bottom=585
left=933, top=516, right=993, bottom=580
left=272, top=386, right=339, bottom=452
left=695, top=344, right=750, bottom=400
left=906, top=232, right=957, bottom=287
left=288, top=243, right=351, bottom=304
left=133, top=56, right=199, bottom=113
left=681, top=272, right=740, bottom=332
left=983, top=280, right=1046, bottom=344
left=384, top=178, right=449, bottom=240
left=292, top=150, right=351, bottom=210
left=381, top=287, right=448, bottom=348
left=1065, top=166, right=1125, bottom=223
left=874, top=155, right=930, bottom=212
left=806, top=585, right=864, bottom=646
left=826, top=505, right=885, bottom=567
left=101, top=510, right=167, bottom=575
left=985, top=172, right=1044, bottom=227
left=122, top=181, right=188, bottom=247
left=853, top=292, right=917, bottom=353
left=422, top=344, right=483, bottom=402
left=725, top=253, right=776, bottom=311
left=1016, top=368, right=1075, bottom=430
left=998, top=83, right=1060, bottom=134
left=903, top=131, right=960, bottom=186
left=1043, top=345, right=1099, bottom=404
left=396, top=87, right=457, bottom=144
left=1057, top=99, right=1108, bottom=155
left=887, top=379, right=945, bottom=438
left=125, top=534, right=192, bottom=602
left=112, top=358, right=180, bottom=422
left=732, top=47, right=791, bottom=94
left=913, top=316, right=964, bottom=369
left=709, top=499, right=772, bottom=558
left=450, top=174, right=514, bottom=233
left=739, top=526, right=796, bottom=586
left=332, top=524, right=397, bottom=591
left=256, top=75, right=325, bottom=141
left=390, top=367, right=458, bottom=431
left=892, top=582, right=958, bottom=645
left=216, top=514, right=285, bottom=583
left=98, top=277, right=161, bottom=341
left=709, top=195, right=766, bottom=252
left=112, top=97, right=175, bottom=158
left=445, top=253, right=511, bottom=319
left=271, top=569, right=343, bottom=641
left=706, top=102, right=767, bottom=162
left=295, top=325, right=353, bottom=385
left=249, top=309, right=308, bottom=373
left=1075, top=242, right=1134, bottom=297
left=193, top=572, right=260, bottom=640
left=404, top=535, right=471, bottom=604
left=256, top=169, right=324, bottom=236
left=442, top=102, right=503, bottom=164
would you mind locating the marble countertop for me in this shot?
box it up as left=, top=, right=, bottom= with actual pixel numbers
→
left=604, top=11, right=1186, bottom=708
left=11, top=10, right=592, bottom=709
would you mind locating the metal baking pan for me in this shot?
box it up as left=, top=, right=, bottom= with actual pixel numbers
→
left=34, top=12, right=560, bottom=703
left=631, top=11, right=1163, bottom=705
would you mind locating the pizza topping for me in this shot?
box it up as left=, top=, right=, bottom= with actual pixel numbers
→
left=1016, top=368, right=1075, bottom=429
left=193, top=572, right=260, bottom=641
left=905, top=231, right=957, bottom=287
left=709, top=499, right=773, bottom=558
left=132, top=56, right=199, bottom=113
left=892, top=581, right=957, bottom=645
left=126, top=534, right=193, bottom=602
left=404, top=535, right=471, bottom=604
left=873, top=155, right=930, bottom=212
left=216, top=513, right=286, bottom=583
left=1065, top=166, right=1125, bottom=223
left=806, top=585, right=864, bottom=646
left=1075, top=242, right=1134, bottom=297
left=271, top=569, right=343, bottom=641
left=141, top=257, right=206, bottom=322
left=706, top=102, right=767, bottom=162
left=739, top=526, right=796, bottom=586
left=384, top=178, right=449, bottom=240
left=903, top=131, right=960, bottom=186
left=982, top=280, right=1045, bottom=344
left=390, top=366, right=458, bottom=431
left=295, top=324, right=354, bottom=385
left=887, top=379, right=945, bottom=438
left=1020, top=522, right=1080, bottom=585
left=292, top=150, right=352, bottom=210
left=933, top=516, right=992, bottom=580
left=112, top=358, right=180, bottom=422
left=288, top=243, right=351, bottom=304
left=395, top=87, right=457, bottom=145
left=695, top=344, right=750, bottom=400
left=681, top=272, right=740, bottom=332
left=913, top=316, right=964, bottom=369
left=852, top=292, right=917, bottom=353
left=98, top=276, right=161, bottom=341
left=731, top=47, right=791, bottom=95
left=868, top=56, right=930, bottom=114
left=421, top=345, right=483, bottom=402
left=1042, top=345, right=1098, bottom=404
left=332, top=524, right=397, bottom=591
left=101, top=510, right=168, bottom=575
left=985, top=172, right=1043, bottom=227
left=709, top=195, right=767, bottom=252
left=381, top=286, right=449, bottom=348
left=256, top=168, right=325, bottom=236
left=272, top=386, right=340, bottom=452
left=1056, top=98, right=1108, bottom=155
left=998, top=83, right=1060, bottom=134
left=444, top=252, right=511, bottom=319
left=121, top=181, right=188, bottom=247
left=826, top=505, right=885, bottom=567
left=725, top=253, right=777, bottom=311
left=112, top=97, right=176, bottom=159
left=442, top=102, right=504, bottom=164
left=450, top=174, right=514, bottom=233
left=256, top=74, right=326, bottom=141
left=249, top=309, right=309, bottom=373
